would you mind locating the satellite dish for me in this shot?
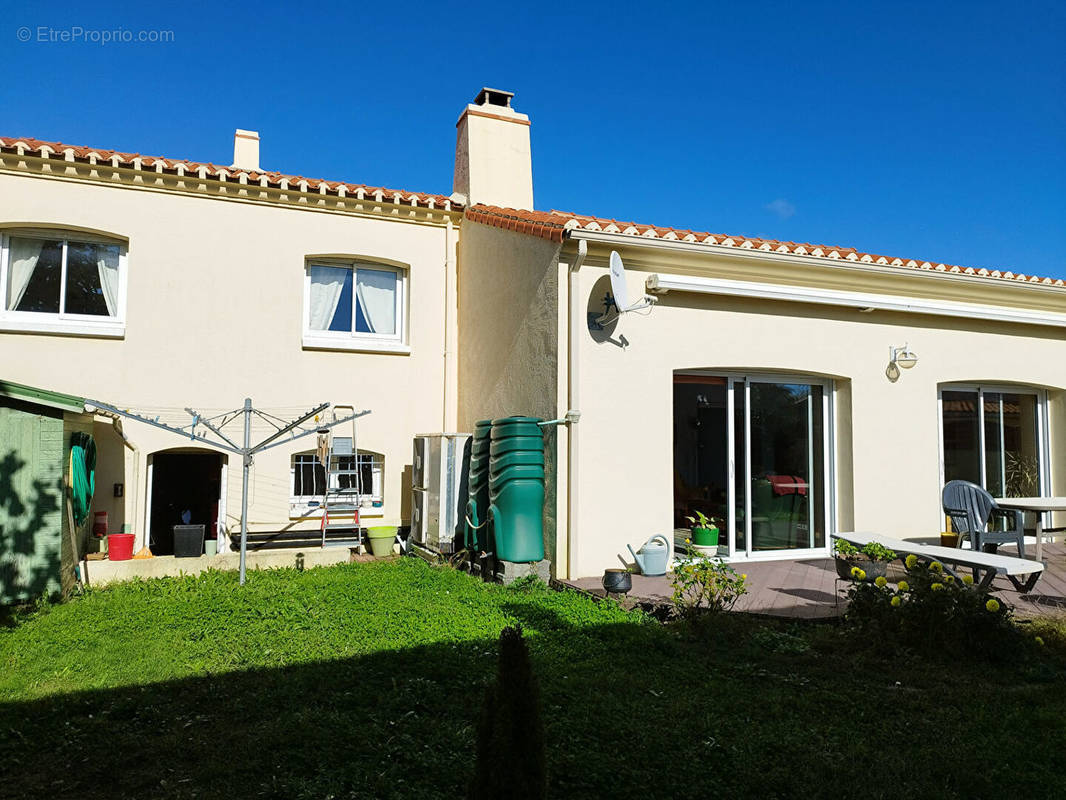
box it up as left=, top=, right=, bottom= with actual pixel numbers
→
left=596, top=251, right=656, bottom=325
left=608, top=251, right=630, bottom=313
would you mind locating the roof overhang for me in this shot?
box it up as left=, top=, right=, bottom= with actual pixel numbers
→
left=566, top=228, right=1066, bottom=298
left=646, top=273, right=1066, bottom=329
left=0, top=379, right=87, bottom=414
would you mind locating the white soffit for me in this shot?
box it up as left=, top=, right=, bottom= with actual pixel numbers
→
left=645, top=273, right=1066, bottom=329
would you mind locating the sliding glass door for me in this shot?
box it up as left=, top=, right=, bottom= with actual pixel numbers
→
left=940, top=386, right=1046, bottom=498
left=674, top=373, right=833, bottom=559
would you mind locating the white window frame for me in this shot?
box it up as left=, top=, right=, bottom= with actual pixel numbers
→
left=301, top=258, right=409, bottom=354
left=937, top=383, right=1051, bottom=516
left=289, top=450, right=385, bottom=518
left=0, top=229, right=127, bottom=338
left=676, top=370, right=836, bottom=563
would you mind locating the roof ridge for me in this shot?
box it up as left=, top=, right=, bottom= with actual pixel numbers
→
left=467, top=205, right=1065, bottom=289
left=0, top=134, right=459, bottom=211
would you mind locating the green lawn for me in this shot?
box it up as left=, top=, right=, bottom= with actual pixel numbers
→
left=1, top=559, right=1064, bottom=800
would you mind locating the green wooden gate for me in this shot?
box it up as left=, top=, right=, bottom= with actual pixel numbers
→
left=0, top=399, right=65, bottom=604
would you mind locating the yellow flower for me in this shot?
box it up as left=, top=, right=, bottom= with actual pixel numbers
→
left=905, top=554, right=918, bottom=569
left=930, top=561, right=943, bottom=574
left=1034, top=636, right=1045, bottom=646
left=685, top=538, right=691, bottom=544
left=850, top=566, right=866, bottom=581
left=874, top=576, right=887, bottom=588
left=741, top=574, right=747, bottom=580
left=931, top=582, right=944, bottom=592
left=890, top=596, right=901, bottom=607
left=944, top=575, right=955, bottom=584
left=962, top=575, right=974, bottom=586
left=897, top=581, right=910, bottom=592
left=985, top=598, right=1000, bottom=612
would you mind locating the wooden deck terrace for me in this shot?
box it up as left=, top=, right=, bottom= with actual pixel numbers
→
left=559, top=541, right=1066, bottom=620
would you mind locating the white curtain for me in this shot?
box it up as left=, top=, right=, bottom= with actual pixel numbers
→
left=6, top=237, right=43, bottom=311
left=97, top=246, right=120, bottom=317
left=356, top=268, right=397, bottom=334
left=308, top=266, right=347, bottom=330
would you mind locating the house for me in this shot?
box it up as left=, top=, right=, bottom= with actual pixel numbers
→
left=2, top=88, right=1065, bottom=587
left=0, top=109, right=465, bottom=560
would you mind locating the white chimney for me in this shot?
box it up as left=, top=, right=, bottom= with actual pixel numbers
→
left=232, top=129, right=260, bottom=171
left=453, top=88, right=533, bottom=209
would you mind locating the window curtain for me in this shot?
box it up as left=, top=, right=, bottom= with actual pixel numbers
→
left=96, top=246, right=120, bottom=317
left=355, top=269, right=397, bottom=334
left=6, top=238, right=43, bottom=311
left=308, top=266, right=346, bottom=330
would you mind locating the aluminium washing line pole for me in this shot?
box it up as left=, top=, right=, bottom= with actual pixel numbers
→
left=239, top=398, right=252, bottom=585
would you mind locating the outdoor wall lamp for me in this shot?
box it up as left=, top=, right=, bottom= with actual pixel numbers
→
left=886, top=344, right=918, bottom=382
left=890, top=344, right=919, bottom=370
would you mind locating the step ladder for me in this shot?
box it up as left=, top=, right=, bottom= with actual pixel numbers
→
left=320, top=406, right=363, bottom=549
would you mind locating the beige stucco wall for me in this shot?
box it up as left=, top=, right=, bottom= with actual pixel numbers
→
left=456, top=221, right=561, bottom=565
left=565, top=242, right=1066, bottom=578
left=0, top=169, right=459, bottom=548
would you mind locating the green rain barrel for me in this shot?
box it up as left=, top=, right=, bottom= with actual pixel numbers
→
left=464, top=421, right=493, bottom=550
left=488, top=416, right=545, bottom=563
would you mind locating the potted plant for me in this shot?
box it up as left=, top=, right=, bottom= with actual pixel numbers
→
left=833, top=539, right=896, bottom=581
left=685, top=510, right=722, bottom=548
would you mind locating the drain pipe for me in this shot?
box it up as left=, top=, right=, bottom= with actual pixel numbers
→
left=567, top=238, right=587, bottom=579
left=111, top=417, right=140, bottom=546
left=87, top=407, right=142, bottom=547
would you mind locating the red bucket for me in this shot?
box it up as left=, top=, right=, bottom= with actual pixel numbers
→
left=107, top=533, right=136, bottom=561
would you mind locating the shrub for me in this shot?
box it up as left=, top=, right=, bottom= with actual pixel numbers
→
left=833, top=538, right=896, bottom=562
left=671, top=551, right=747, bottom=618
left=470, top=625, right=547, bottom=800
left=842, top=558, right=1021, bottom=661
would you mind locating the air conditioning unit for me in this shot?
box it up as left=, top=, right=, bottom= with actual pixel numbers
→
left=411, top=433, right=470, bottom=554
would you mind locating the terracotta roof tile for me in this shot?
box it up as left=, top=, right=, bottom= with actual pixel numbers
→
left=465, top=205, right=1066, bottom=289
left=0, top=135, right=458, bottom=211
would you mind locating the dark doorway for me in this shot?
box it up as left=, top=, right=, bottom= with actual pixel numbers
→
left=149, top=452, right=222, bottom=555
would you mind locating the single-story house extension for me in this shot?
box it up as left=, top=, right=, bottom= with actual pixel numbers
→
left=2, top=87, right=1064, bottom=586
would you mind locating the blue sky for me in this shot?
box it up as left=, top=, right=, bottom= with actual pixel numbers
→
left=3, top=1, right=1064, bottom=277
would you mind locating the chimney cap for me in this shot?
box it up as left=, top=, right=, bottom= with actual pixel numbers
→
left=474, top=87, right=514, bottom=108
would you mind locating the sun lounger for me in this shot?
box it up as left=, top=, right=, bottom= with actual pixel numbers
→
left=832, top=532, right=1044, bottom=593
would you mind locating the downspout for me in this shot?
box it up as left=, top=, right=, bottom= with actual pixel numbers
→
left=112, top=418, right=140, bottom=546
left=91, top=408, right=141, bottom=546
left=442, top=216, right=457, bottom=430
left=567, top=238, right=587, bottom=579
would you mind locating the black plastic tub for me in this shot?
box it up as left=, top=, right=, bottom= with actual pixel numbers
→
left=173, top=525, right=205, bottom=558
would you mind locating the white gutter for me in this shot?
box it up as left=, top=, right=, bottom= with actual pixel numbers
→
left=567, top=239, right=587, bottom=580
left=646, top=273, right=1066, bottom=328
left=569, top=228, right=1066, bottom=297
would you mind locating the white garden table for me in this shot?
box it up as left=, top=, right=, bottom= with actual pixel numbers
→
left=994, top=497, right=1066, bottom=562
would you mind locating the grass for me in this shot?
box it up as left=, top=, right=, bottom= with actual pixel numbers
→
left=1, top=558, right=1064, bottom=799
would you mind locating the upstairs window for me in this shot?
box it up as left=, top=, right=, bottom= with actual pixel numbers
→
left=1, top=230, right=125, bottom=336
left=303, top=259, right=406, bottom=352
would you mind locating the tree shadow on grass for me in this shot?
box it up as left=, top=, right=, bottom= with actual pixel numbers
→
left=3, top=616, right=1066, bottom=800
